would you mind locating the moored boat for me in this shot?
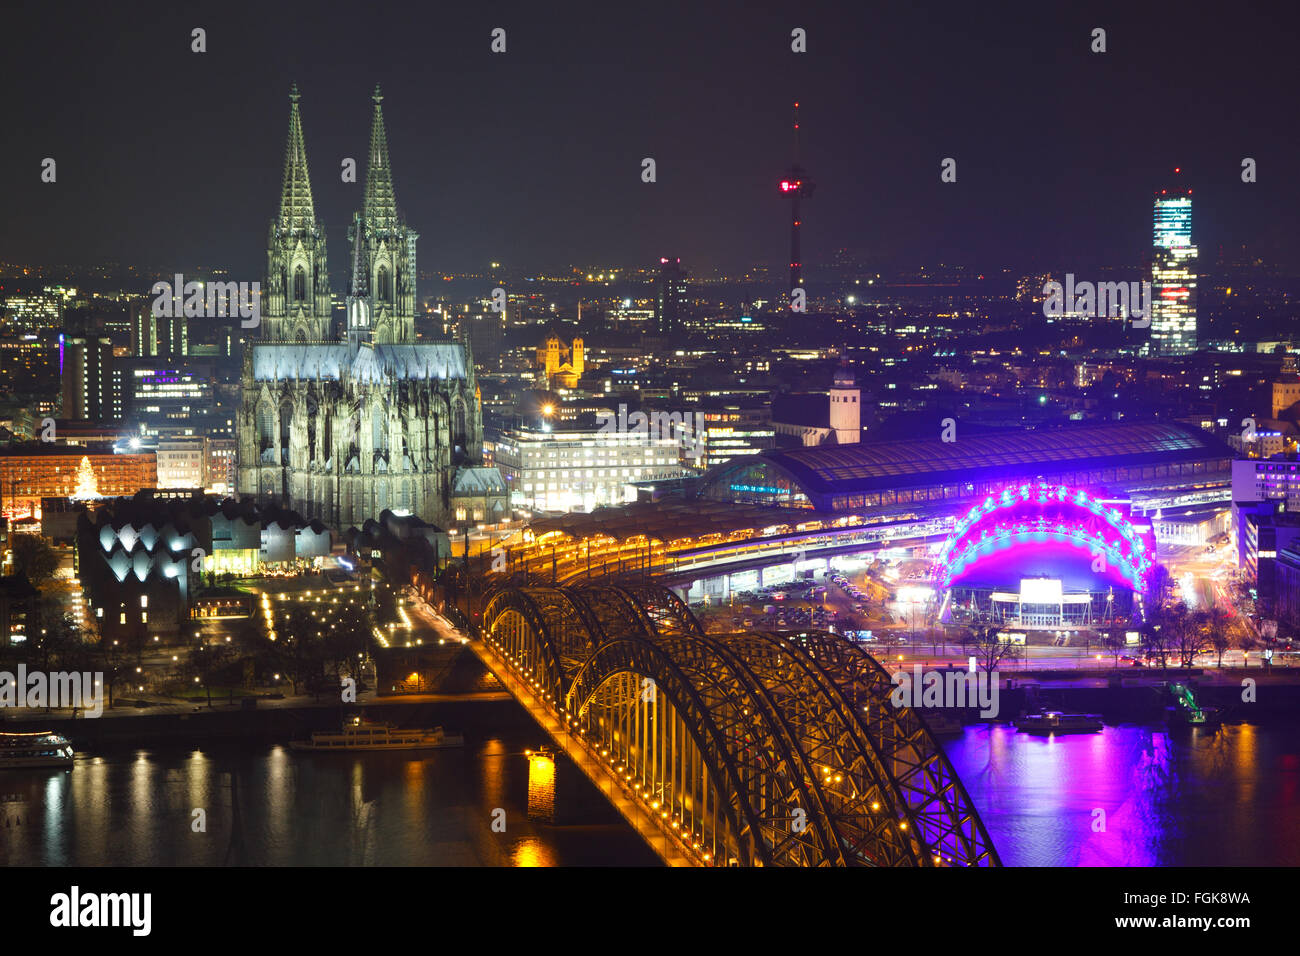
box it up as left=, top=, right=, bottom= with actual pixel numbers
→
left=0, top=731, right=75, bottom=768
left=290, top=716, right=464, bottom=752
left=1013, top=711, right=1104, bottom=734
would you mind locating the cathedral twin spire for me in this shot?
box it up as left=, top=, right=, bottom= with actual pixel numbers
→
left=363, top=85, right=399, bottom=231
left=278, top=83, right=317, bottom=234
left=276, top=82, right=399, bottom=235
left=268, top=84, right=414, bottom=344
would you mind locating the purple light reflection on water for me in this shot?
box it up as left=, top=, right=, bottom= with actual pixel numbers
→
left=943, top=721, right=1300, bottom=866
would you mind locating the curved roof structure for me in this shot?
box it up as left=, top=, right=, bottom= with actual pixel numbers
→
left=698, top=422, right=1234, bottom=511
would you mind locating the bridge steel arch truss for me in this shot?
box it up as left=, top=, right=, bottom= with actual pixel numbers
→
left=480, top=583, right=1000, bottom=867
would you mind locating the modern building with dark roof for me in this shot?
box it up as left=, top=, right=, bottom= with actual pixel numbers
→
left=696, top=421, right=1234, bottom=516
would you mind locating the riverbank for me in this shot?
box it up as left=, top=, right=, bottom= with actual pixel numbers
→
left=0, top=693, right=528, bottom=744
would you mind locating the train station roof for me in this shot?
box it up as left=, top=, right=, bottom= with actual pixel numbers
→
left=698, top=421, right=1234, bottom=508
left=527, top=499, right=826, bottom=543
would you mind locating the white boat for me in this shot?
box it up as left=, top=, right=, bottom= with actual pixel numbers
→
left=290, top=717, right=464, bottom=752
left=1013, top=711, right=1104, bottom=734
left=0, top=731, right=75, bottom=768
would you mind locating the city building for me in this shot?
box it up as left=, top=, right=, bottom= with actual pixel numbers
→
left=1149, top=187, right=1199, bottom=355
left=680, top=405, right=775, bottom=470
left=2, top=288, right=69, bottom=335
left=156, top=437, right=207, bottom=488
left=0, top=445, right=157, bottom=520
left=771, top=366, right=861, bottom=447
left=449, top=466, right=509, bottom=527
left=536, top=335, right=584, bottom=388
left=495, top=424, right=684, bottom=513
left=76, top=493, right=333, bottom=641
left=940, top=483, right=1153, bottom=630
left=1232, top=457, right=1300, bottom=513
left=0, top=572, right=38, bottom=645
left=123, top=363, right=212, bottom=432
left=654, top=257, right=689, bottom=337
left=131, top=300, right=189, bottom=358
left=60, top=335, right=121, bottom=421
left=236, top=86, right=493, bottom=531
left=207, top=438, right=237, bottom=494
left=1273, top=352, right=1300, bottom=420
left=1234, top=499, right=1300, bottom=612
left=1275, top=543, right=1300, bottom=627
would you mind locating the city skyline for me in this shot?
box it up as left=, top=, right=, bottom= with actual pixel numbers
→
left=5, top=0, right=1300, bottom=890
left=3, top=3, right=1298, bottom=280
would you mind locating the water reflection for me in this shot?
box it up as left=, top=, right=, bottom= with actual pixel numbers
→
left=0, top=732, right=658, bottom=867
left=944, top=720, right=1300, bottom=866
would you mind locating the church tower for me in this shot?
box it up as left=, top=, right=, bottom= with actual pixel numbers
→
left=348, top=86, right=417, bottom=344
left=829, top=364, right=860, bottom=444
left=263, top=84, right=332, bottom=343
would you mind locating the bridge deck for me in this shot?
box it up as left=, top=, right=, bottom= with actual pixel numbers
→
left=469, top=639, right=697, bottom=867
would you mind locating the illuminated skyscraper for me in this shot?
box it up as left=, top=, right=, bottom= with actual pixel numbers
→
left=654, top=257, right=689, bottom=336
left=1149, top=181, right=1198, bottom=355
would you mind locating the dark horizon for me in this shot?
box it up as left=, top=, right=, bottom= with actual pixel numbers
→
left=4, top=1, right=1298, bottom=281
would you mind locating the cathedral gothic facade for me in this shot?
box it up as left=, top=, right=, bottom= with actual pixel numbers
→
left=237, top=86, right=487, bottom=531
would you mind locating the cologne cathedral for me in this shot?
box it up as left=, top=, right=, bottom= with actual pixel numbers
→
left=237, top=85, right=496, bottom=531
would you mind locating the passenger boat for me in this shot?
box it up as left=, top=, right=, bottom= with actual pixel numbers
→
left=1013, top=711, right=1104, bottom=734
left=0, top=731, right=75, bottom=768
left=289, top=716, right=464, bottom=752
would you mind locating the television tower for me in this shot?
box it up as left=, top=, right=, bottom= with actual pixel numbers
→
left=780, top=101, right=815, bottom=293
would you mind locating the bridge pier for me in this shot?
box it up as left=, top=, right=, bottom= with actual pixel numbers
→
left=469, top=638, right=697, bottom=866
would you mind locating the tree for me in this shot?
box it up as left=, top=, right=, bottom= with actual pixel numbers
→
left=1141, top=619, right=1171, bottom=669
left=10, top=534, right=58, bottom=586
left=322, top=601, right=374, bottom=689
left=959, top=621, right=1024, bottom=673
left=1145, top=563, right=1176, bottom=611
left=90, top=625, right=130, bottom=711
left=1236, top=631, right=1260, bottom=666
left=1151, top=601, right=1205, bottom=668
left=1099, top=630, right=1127, bottom=667
left=25, top=607, right=85, bottom=712
left=1201, top=604, right=1233, bottom=669
left=184, top=643, right=237, bottom=708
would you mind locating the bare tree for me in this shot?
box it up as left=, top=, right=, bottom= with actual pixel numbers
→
left=959, top=621, right=1024, bottom=673
left=1100, top=630, right=1127, bottom=667
left=1160, top=601, right=1206, bottom=667
left=1201, top=604, right=1233, bottom=669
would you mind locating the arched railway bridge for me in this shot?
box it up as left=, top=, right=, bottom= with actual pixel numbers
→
left=476, top=583, right=1000, bottom=867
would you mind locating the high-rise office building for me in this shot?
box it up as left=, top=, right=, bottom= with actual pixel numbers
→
left=654, top=257, right=688, bottom=337
left=60, top=335, right=121, bottom=422
left=1149, top=185, right=1198, bottom=355
left=132, top=300, right=188, bottom=359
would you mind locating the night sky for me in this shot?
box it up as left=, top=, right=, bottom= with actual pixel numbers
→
left=4, top=1, right=1298, bottom=280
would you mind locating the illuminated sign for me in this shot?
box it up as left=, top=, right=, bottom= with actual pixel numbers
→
left=730, top=483, right=784, bottom=495
left=1020, top=578, right=1063, bottom=603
